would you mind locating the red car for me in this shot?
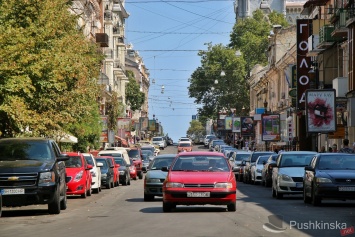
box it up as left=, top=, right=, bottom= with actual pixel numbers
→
left=96, top=156, right=120, bottom=187
left=129, top=158, right=138, bottom=180
left=64, top=152, right=93, bottom=198
left=128, top=147, right=143, bottom=179
left=162, top=151, right=236, bottom=212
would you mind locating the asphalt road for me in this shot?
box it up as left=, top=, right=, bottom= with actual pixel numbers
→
left=0, top=144, right=355, bottom=237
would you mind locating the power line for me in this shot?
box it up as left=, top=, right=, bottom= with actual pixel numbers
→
left=126, top=30, right=230, bottom=35
left=127, top=0, right=233, bottom=3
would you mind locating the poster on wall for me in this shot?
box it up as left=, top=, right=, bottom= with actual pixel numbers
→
left=217, top=119, right=225, bottom=130
left=225, top=117, right=232, bottom=130
left=140, top=117, right=148, bottom=131
left=241, top=117, right=254, bottom=136
left=262, top=114, right=281, bottom=141
left=232, top=117, right=241, bottom=133
left=148, top=120, right=156, bottom=131
left=305, top=89, right=336, bottom=133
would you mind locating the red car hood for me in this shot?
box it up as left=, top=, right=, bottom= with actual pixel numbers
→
left=66, top=167, right=83, bottom=176
left=168, top=171, right=233, bottom=183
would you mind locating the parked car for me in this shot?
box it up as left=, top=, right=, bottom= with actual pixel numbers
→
left=129, top=158, right=138, bottom=180
left=64, top=152, right=93, bottom=198
left=250, top=155, right=270, bottom=184
left=230, top=151, right=251, bottom=177
left=177, top=141, right=193, bottom=153
left=98, top=149, right=131, bottom=166
left=244, top=151, right=274, bottom=184
left=237, top=159, right=249, bottom=182
left=96, top=156, right=119, bottom=187
left=204, top=135, right=216, bottom=147
left=142, top=150, right=155, bottom=172
left=261, top=153, right=278, bottom=187
left=271, top=151, right=317, bottom=199
left=303, top=153, right=355, bottom=206
left=83, top=153, right=102, bottom=194
left=0, top=193, right=2, bottom=217
left=209, top=140, right=225, bottom=151
left=0, top=138, right=69, bottom=214
left=141, top=145, right=156, bottom=156
left=128, top=147, right=143, bottom=179
left=142, top=154, right=176, bottom=201
left=162, top=151, right=236, bottom=212
left=113, top=157, right=131, bottom=186
left=95, top=157, right=114, bottom=189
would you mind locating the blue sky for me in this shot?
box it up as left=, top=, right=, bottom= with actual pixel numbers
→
left=125, top=0, right=236, bottom=142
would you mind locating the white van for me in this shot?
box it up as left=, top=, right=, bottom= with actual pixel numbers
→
left=152, top=136, right=166, bottom=149
left=98, top=149, right=131, bottom=165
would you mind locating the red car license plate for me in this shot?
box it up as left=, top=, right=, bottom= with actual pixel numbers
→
left=187, top=192, right=210, bottom=197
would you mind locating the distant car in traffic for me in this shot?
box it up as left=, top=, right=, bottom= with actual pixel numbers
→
left=95, top=157, right=115, bottom=189
left=143, top=154, right=176, bottom=201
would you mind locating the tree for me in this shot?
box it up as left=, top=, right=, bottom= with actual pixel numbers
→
left=186, top=120, right=205, bottom=138
left=0, top=0, right=104, bottom=146
left=188, top=43, right=248, bottom=120
left=125, top=71, right=145, bottom=111
left=229, top=10, right=289, bottom=70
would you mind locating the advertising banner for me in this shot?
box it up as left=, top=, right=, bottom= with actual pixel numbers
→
left=225, top=117, right=232, bottom=130
left=148, top=120, right=156, bottom=131
left=241, top=116, right=254, bottom=137
left=232, top=117, right=241, bottom=133
left=305, top=89, right=336, bottom=133
left=262, top=114, right=281, bottom=141
left=217, top=119, right=225, bottom=130
left=140, top=117, right=148, bottom=131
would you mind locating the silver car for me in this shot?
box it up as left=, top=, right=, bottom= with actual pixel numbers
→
left=271, top=151, right=317, bottom=199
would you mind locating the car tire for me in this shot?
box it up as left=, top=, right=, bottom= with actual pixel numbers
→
left=87, top=186, right=92, bottom=197
left=276, top=187, right=283, bottom=199
left=163, top=202, right=173, bottom=212
left=138, top=172, right=143, bottom=179
left=93, top=188, right=99, bottom=194
left=60, top=189, right=67, bottom=210
left=227, top=202, right=236, bottom=212
left=106, top=179, right=111, bottom=189
left=272, top=184, right=276, bottom=198
left=144, top=194, right=154, bottom=201
left=48, top=187, right=61, bottom=214
left=311, top=185, right=321, bottom=206
left=111, top=180, right=114, bottom=188
left=127, top=175, right=131, bottom=185
left=303, top=185, right=311, bottom=204
left=81, top=187, right=87, bottom=198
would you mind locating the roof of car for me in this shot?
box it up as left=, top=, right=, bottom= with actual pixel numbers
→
left=177, top=151, right=224, bottom=157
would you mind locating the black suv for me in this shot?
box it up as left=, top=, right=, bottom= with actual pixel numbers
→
left=0, top=138, right=69, bottom=214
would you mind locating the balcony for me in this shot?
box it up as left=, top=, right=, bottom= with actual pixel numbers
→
left=318, top=25, right=337, bottom=48
left=104, top=11, right=112, bottom=21
left=96, top=33, right=109, bottom=47
left=331, top=9, right=348, bottom=38
left=104, top=49, right=113, bottom=59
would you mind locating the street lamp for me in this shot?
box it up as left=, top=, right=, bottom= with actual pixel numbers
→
left=263, top=100, right=269, bottom=151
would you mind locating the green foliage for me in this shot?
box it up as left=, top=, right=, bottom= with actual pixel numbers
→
left=0, top=0, right=104, bottom=149
left=107, top=92, right=124, bottom=131
left=229, top=10, right=289, bottom=70
left=188, top=43, right=248, bottom=120
left=268, top=11, right=289, bottom=27
left=186, top=120, right=205, bottom=137
left=125, top=71, right=145, bottom=111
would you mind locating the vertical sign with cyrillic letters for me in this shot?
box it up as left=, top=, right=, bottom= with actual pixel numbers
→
left=296, top=19, right=312, bottom=110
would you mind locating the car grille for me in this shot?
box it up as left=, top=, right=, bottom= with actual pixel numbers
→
left=289, top=187, right=303, bottom=191
left=0, top=173, right=38, bottom=187
left=335, top=179, right=355, bottom=183
left=292, top=177, right=303, bottom=182
left=184, top=183, right=215, bottom=188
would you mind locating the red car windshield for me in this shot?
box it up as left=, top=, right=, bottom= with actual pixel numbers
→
left=171, top=155, right=229, bottom=171
left=65, top=156, right=82, bottom=168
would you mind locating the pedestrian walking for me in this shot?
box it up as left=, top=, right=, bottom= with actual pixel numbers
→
left=339, top=139, right=354, bottom=153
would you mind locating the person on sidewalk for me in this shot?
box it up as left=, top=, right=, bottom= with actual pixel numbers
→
left=339, top=139, right=354, bottom=153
